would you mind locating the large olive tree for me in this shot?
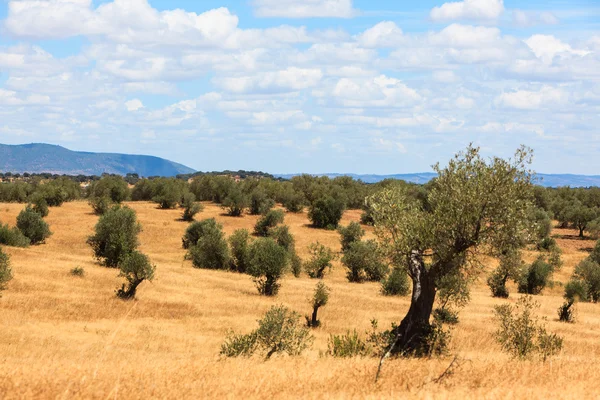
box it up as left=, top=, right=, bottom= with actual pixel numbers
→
left=369, top=145, right=534, bottom=356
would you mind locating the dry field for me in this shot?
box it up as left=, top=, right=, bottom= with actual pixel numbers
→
left=1, top=201, right=600, bottom=399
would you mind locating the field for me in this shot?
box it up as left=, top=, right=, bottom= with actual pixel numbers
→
left=1, top=201, right=600, bottom=399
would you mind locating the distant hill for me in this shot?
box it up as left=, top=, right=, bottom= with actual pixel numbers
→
left=274, top=172, right=600, bottom=188
left=0, top=143, right=195, bottom=177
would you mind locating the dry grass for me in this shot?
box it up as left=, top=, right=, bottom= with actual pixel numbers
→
left=1, top=201, right=599, bottom=399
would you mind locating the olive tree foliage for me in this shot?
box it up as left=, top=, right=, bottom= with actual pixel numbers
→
left=304, top=242, right=336, bottom=279
left=487, top=248, right=524, bottom=298
left=338, top=222, right=365, bottom=253
left=16, top=206, right=52, bottom=245
left=229, top=228, right=252, bottom=273
left=116, top=251, right=156, bottom=300
left=181, top=192, right=203, bottom=222
left=368, top=145, right=535, bottom=356
left=186, top=219, right=230, bottom=270
left=0, top=247, right=13, bottom=297
left=247, top=238, right=288, bottom=296
left=306, top=281, right=330, bottom=328
left=87, top=206, right=141, bottom=268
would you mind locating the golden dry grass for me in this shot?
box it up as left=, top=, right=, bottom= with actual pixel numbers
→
left=1, top=201, right=600, bottom=399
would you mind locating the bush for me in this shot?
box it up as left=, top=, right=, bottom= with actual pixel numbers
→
left=306, top=281, right=330, bottom=328
left=222, top=186, right=249, bottom=217
left=573, top=258, right=600, bottom=302
left=30, top=195, right=49, bottom=217
left=537, top=237, right=558, bottom=252
left=0, top=248, right=13, bottom=296
left=188, top=222, right=230, bottom=270
left=304, top=242, right=335, bottom=279
left=181, top=192, right=203, bottom=222
left=87, top=206, right=141, bottom=268
left=518, top=257, right=553, bottom=295
left=229, top=229, right=251, bottom=273
left=308, top=196, right=345, bottom=230
left=151, top=178, right=187, bottom=209
left=327, top=330, right=369, bottom=358
left=290, top=252, right=302, bottom=278
left=116, top=251, right=156, bottom=299
left=182, top=218, right=221, bottom=249
left=88, top=175, right=129, bottom=203
left=342, top=240, right=387, bottom=283
left=89, top=195, right=112, bottom=215
left=254, top=209, right=284, bottom=237
left=16, top=206, right=52, bottom=245
left=250, top=188, right=275, bottom=215
left=220, top=305, right=313, bottom=359
left=381, top=267, right=410, bottom=296
left=0, top=223, right=30, bottom=247
left=433, top=308, right=459, bottom=325
left=487, top=269, right=510, bottom=298
left=282, top=191, right=304, bottom=213
left=247, top=238, right=288, bottom=296
left=70, top=266, right=85, bottom=277
left=338, top=222, right=365, bottom=253
left=493, top=296, right=563, bottom=360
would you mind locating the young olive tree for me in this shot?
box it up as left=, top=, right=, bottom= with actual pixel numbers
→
left=338, top=222, right=365, bottom=253
left=16, top=206, right=52, bottom=245
left=87, top=206, right=141, bottom=268
left=181, top=192, right=203, bottom=222
left=369, top=145, right=534, bottom=356
left=306, top=281, right=330, bottom=328
left=116, top=251, right=156, bottom=299
left=247, top=238, right=288, bottom=296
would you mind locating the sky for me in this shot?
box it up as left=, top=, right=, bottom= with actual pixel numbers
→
left=0, top=0, right=599, bottom=174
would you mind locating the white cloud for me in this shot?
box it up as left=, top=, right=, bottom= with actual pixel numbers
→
left=430, top=0, right=504, bottom=22
left=214, top=68, right=323, bottom=94
left=125, top=99, right=144, bottom=111
left=512, top=10, right=559, bottom=27
left=495, top=86, right=567, bottom=110
left=355, top=22, right=403, bottom=48
left=456, top=96, right=475, bottom=109
left=332, top=75, right=421, bottom=108
left=252, top=0, right=355, bottom=18
left=525, top=35, right=590, bottom=64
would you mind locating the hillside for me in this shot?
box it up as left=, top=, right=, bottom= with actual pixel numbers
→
left=0, top=143, right=195, bottom=177
left=275, top=172, right=600, bottom=188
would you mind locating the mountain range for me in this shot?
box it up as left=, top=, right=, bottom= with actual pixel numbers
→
left=0, top=143, right=194, bottom=177
left=1, top=143, right=599, bottom=187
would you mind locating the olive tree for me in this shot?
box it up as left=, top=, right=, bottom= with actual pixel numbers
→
left=369, top=145, right=534, bottom=356
left=87, top=206, right=141, bottom=268
left=116, top=251, right=156, bottom=299
left=247, top=238, right=288, bottom=296
left=16, top=206, right=52, bottom=245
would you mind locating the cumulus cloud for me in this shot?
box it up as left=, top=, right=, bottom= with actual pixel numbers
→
left=252, top=0, right=355, bottom=18
left=125, top=99, right=144, bottom=111
left=512, top=10, right=559, bottom=27
left=430, top=0, right=504, bottom=22
left=355, top=22, right=403, bottom=48
left=495, top=86, right=567, bottom=110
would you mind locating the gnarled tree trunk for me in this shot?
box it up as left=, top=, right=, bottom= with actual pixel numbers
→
left=390, top=251, right=437, bottom=356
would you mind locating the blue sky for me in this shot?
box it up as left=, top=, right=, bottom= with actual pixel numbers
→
left=0, top=0, right=599, bottom=174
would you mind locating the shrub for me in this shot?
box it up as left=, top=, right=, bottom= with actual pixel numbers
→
left=181, top=192, right=203, bottom=222
left=537, top=237, right=558, bottom=252
left=327, top=330, right=369, bottom=357
left=151, top=178, right=186, bottom=209
left=250, top=188, right=275, bottom=215
left=518, top=257, right=553, bottom=295
left=0, top=248, right=13, bottom=296
left=88, top=175, right=129, bottom=203
left=30, top=194, right=49, bottom=217
left=573, top=258, right=600, bottom=302
left=89, top=195, right=112, bottom=215
left=182, top=218, right=221, bottom=249
left=116, top=251, right=156, bottom=299
left=188, top=222, right=230, bottom=270
left=222, top=187, right=249, bottom=217
left=87, top=206, right=141, bottom=268
left=308, top=196, right=345, bottom=230
left=229, top=229, right=251, bottom=273
left=220, top=305, right=313, bottom=359
left=0, top=223, right=30, bottom=247
left=493, top=296, right=563, bottom=360
left=247, top=238, right=288, bottom=296
left=290, top=253, right=302, bottom=278
left=559, top=277, right=591, bottom=323
left=269, top=225, right=294, bottom=253
left=282, top=191, right=304, bottom=213
left=16, top=206, right=51, bottom=245
left=338, top=222, right=365, bottom=253
left=70, top=267, right=85, bottom=277
left=304, top=242, right=335, bottom=279
left=342, top=240, right=387, bottom=283
left=488, top=269, right=510, bottom=298
left=487, top=249, right=524, bottom=298
left=306, top=281, right=330, bottom=328
left=381, top=267, right=410, bottom=296
left=433, top=308, right=459, bottom=325
left=253, top=209, right=284, bottom=237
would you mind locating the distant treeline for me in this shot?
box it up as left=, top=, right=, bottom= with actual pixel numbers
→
left=2, top=172, right=600, bottom=237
